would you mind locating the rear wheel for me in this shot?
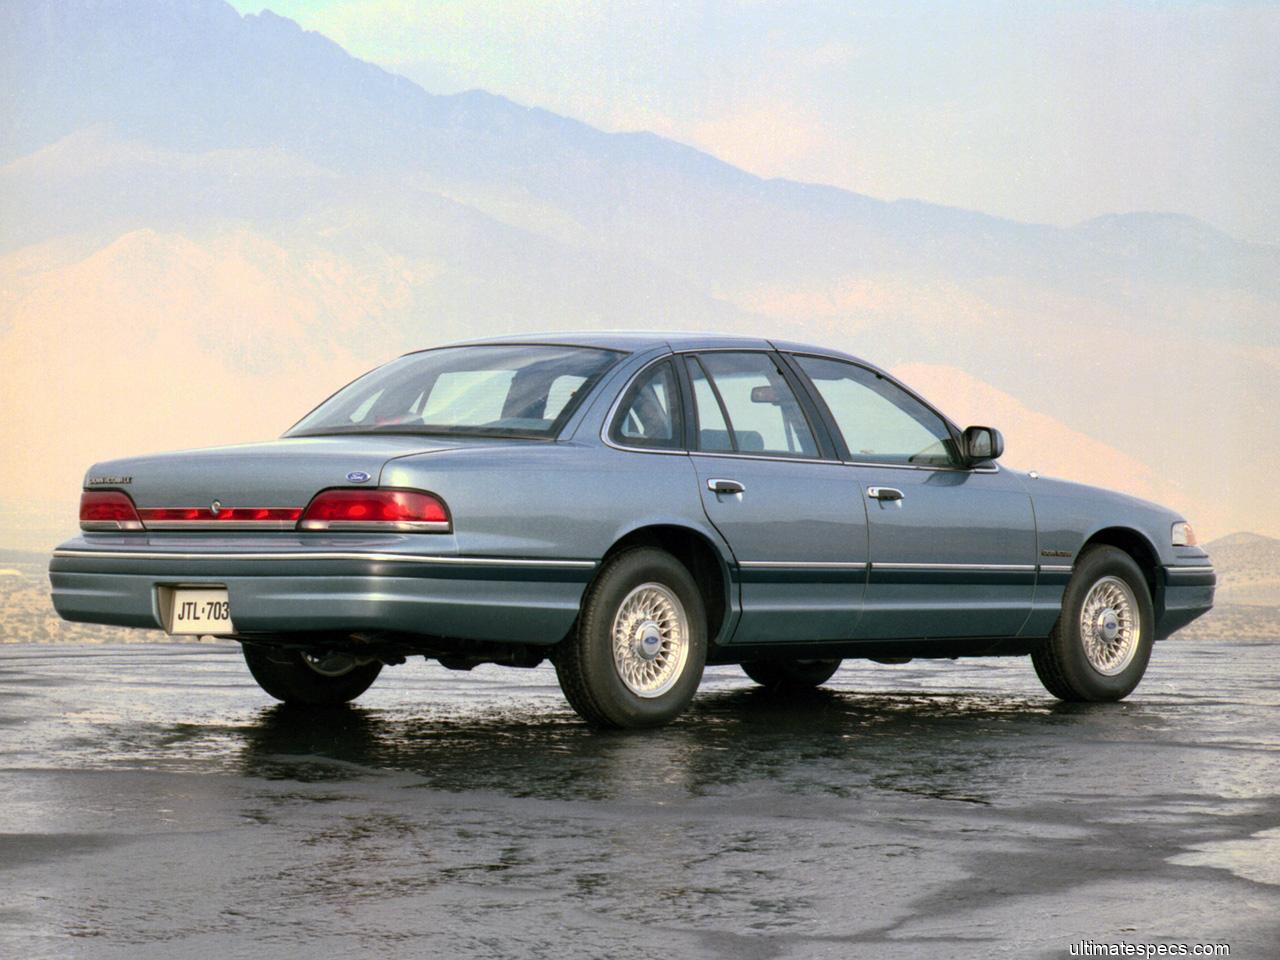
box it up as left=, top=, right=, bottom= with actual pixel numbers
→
left=242, top=644, right=382, bottom=706
left=741, top=658, right=842, bottom=692
left=554, top=547, right=707, bottom=729
left=1031, top=546, right=1154, bottom=702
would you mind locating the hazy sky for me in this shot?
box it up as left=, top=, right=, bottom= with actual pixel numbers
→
left=226, top=0, right=1280, bottom=243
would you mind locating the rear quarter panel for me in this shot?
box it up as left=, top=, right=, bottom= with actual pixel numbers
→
left=379, top=442, right=723, bottom=564
left=378, top=344, right=730, bottom=566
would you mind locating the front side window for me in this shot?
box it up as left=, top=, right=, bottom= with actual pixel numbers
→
left=795, top=356, right=959, bottom=466
left=288, top=344, right=622, bottom=439
left=692, top=352, right=818, bottom=457
left=609, top=360, right=684, bottom=450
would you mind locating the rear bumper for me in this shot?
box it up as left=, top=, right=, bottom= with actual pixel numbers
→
left=1157, top=563, right=1216, bottom=639
left=49, top=538, right=597, bottom=645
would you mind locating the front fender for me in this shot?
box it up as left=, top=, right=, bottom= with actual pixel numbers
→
left=1019, top=473, right=1188, bottom=567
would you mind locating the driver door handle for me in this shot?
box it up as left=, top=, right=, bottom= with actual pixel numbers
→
left=867, top=486, right=904, bottom=502
left=708, top=478, right=745, bottom=495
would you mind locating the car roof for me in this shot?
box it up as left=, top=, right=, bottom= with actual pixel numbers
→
left=439, top=331, right=764, bottom=351
left=399, top=331, right=957, bottom=433
left=427, top=330, right=869, bottom=362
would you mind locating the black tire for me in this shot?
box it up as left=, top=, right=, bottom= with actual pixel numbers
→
left=741, top=658, right=842, bottom=692
left=242, top=644, right=382, bottom=706
left=554, top=547, right=707, bottom=729
left=1031, top=546, right=1155, bottom=702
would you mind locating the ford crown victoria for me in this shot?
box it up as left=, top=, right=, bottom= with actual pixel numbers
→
left=50, top=333, right=1215, bottom=728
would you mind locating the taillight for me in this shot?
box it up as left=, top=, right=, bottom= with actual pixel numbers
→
left=139, top=507, right=302, bottom=523
left=298, top=488, right=450, bottom=532
left=80, top=490, right=143, bottom=531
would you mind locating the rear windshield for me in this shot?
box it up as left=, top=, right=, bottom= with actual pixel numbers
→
left=287, top=344, right=624, bottom=439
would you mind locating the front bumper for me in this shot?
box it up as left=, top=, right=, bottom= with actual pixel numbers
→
left=49, top=536, right=597, bottom=645
left=1158, top=563, right=1216, bottom=639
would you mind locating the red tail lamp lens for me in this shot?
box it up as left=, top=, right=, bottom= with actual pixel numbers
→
left=80, top=490, right=143, bottom=530
left=138, top=507, right=302, bottom=523
left=299, top=489, right=450, bottom=531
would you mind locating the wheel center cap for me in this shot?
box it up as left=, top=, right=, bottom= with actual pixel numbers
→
left=634, top=621, right=663, bottom=660
left=1096, top=608, right=1120, bottom=643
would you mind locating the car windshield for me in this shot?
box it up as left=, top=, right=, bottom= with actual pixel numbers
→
left=287, top=344, right=624, bottom=439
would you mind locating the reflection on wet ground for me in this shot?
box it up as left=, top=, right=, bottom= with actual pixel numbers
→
left=1, top=641, right=1278, bottom=959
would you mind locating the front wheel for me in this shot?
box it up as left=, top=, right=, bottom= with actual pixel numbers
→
left=242, top=644, right=383, bottom=706
left=554, top=547, right=707, bottom=729
left=1031, top=546, right=1154, bottom=702
left=741, top=658, right=842, bottom=692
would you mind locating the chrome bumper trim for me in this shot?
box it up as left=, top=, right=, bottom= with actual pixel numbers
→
left=51, top=549, right=597, bottom=569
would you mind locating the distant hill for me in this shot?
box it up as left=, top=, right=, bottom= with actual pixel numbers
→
left=1204, top=533, right=1280, bottom=606
left=5, top=1, right=1276, bottom=298
left=0, top=0, right=1277, bottom=549
left=0, top=554, right=165, bottom=643
left=0, top=549, right=51, bottom=566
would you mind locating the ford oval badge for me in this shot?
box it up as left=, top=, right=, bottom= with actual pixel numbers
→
left=346, top=471, right=371, bottom=483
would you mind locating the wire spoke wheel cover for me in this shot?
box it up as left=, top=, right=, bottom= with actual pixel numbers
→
left=611, top=582, right=690, bottom=698
left=1079, top=575, right=1140, bottom=676
left=1031, top=546, right=1154, bottom=703
left=554, top=547, right=708, bottom=728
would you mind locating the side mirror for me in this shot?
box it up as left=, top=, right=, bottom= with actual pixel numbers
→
left=962, top=425, right=1003, bottom=464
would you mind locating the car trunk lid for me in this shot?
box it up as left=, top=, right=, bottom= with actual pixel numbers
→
left=85, top=435, right=475, bottom=529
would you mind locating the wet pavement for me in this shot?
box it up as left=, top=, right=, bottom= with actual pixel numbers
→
left=1, top=641, right=1277, bottom=959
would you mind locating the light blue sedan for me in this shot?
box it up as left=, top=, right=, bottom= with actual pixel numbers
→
left=50, top=333, right=1215, bottom=727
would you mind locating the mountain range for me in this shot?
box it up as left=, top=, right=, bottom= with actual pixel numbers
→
left=1, top=0, right=1277, bottom=549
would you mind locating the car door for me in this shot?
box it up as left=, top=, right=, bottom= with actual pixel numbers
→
left=788, top=354, right=1036, bottom=640
left=682, top=351, right=868, bottom=644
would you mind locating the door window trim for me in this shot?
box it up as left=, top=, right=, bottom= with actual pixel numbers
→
left=677, top=349, right=839, bottom=461
left=780, top=351, right=999, bottom=474
left=683, top=354, right=739, bottom=452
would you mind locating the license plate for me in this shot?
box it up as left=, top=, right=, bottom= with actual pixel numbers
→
left=165, top=587, right=233, bottom=635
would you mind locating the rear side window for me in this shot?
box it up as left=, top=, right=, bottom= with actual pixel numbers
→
left=692, top=352, right=818, bottom=458
left=609, top=360, right=684, bottom=450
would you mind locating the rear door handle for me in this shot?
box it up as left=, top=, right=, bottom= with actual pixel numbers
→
left=867, top=486, right=904, bottom=502
left=708, top=478, right=745, bottom=495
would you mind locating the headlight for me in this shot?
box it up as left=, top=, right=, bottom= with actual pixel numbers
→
left=1172, top=521, right=1197, bottom=547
